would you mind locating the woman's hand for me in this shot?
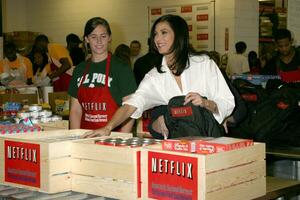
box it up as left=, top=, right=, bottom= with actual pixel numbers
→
left=152, top=115, right=169, bottom=139
left=184, top=92, right=206, bottom=106
left=81, top=126, right=112, bottom=138
left=184, top=92, right=218, bottom=113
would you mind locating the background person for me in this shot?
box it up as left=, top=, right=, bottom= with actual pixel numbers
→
left=130, top=40, right=142, bottom=66
left=248, top=50, right=261, bottom=74
left=262, top=28, right=300, bottom=82
left=28, top=34, right=73, bottom=91
left=133, top=38, right=162, bottom=85
left=83, top=14, right=234, bottom=138
left=114, top=43, right=131, bottom=66
left=226, top=41, right=250, bottom=77
left=0, top=42, right=33, bottom=87
left=68, top=17, right=137, bottom=131
left=66, top=33, right=85, bottom=66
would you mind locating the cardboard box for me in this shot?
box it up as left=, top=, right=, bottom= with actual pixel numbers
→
left=71, top=136, right=142, bottom=200
left=142, top=142, right=266, bottom=200
left=48, top=92, right=69, bottom=116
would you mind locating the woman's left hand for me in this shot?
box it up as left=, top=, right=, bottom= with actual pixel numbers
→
left=184, top=92, right=218, bottom=113
left=184, top=92, right=205, bottom=106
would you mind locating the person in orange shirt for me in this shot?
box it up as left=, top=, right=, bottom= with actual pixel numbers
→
left=28, top=34, right=74, bottom=91
left=0, top=42, right=33, bottom=87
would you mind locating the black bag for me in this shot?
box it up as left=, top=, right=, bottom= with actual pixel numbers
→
left=164, top=96, right=224, bottom=138
left=237, top=87, right=300, bottom=145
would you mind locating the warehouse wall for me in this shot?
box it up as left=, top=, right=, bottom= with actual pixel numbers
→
left=2, top=0, right=258, bottom=55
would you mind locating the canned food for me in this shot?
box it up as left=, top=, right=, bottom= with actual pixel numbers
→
left=30, top=111, right=40, bottom=118
left=39, top=110, right=52, bottom=117
left=95, top=138, right=106, bottom=145
left=51, top=115, right=62, bottom=121
left=40, top=116, right=51, bottom=123
left=29, top=104, right=42, bottom=112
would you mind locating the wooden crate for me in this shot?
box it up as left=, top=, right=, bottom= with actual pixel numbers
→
left=141, top=142, right=266, bottom=200
left=71, top=137, right=141, bottom=200
left=0, top=129, right=130, bottom=194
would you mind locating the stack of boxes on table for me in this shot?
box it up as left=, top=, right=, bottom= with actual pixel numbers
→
left=0, top=129, right=266, bottom=200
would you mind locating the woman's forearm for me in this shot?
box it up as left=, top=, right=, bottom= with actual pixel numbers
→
left=106, top=104, right=137, bottom=131
left=69, top=97, right=82, bottom=129
left=120, top=118, right=135, bottom=132
left=69, top=108, right=82, bottom=129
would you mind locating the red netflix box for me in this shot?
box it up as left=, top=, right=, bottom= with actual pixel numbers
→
left=196, top=137, right=254, bottom=154
left=162, top=137, right=253, bottom=154
left=162, top=137, right=214, bottom=153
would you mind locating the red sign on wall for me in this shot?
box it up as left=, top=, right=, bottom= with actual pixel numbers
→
left=5, top=140, right=40, bottom=188
left=181, top=6, right=192, bottom=13
left=197, top=33, right=209, bottom=40
left=148, top=151, right=198, bottom=200
left=151, top=8, right=162, bottom=15
left=197, top=14, right=209, bottom=21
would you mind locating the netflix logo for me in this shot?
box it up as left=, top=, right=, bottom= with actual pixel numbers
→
left=148, top=151, right=198, bottom=200
left=5, top=140, right=40, bottom=188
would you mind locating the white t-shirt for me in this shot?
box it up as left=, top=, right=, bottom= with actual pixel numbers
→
left=124, top=55, right=235, bottom=124
left=226, top=53, right=249, bottom=76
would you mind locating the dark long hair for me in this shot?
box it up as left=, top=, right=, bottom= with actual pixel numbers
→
left=83, top=17, right=112, bottom=56
left=149, top=14, right=191, bottom=76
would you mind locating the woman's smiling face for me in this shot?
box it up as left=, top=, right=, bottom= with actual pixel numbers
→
left=154, top=21, right=175, bottom=56
left=86, top=25, right=111, bottom=57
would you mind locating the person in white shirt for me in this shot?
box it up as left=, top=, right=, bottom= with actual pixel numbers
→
left=82, top=14, right=235, bottom=138
left=226, top=41, right=250, bottom=77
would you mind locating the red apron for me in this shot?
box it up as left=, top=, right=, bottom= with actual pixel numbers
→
left=279, top=68, right=300, bottom=82
left=50, top=63, right=72, bottom=92
left=77, top=53, right=119, bottom=130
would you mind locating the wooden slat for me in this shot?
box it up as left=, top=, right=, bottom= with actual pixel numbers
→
left=71, top=142, right=137, bottom=164
left=45, top=156, right=71, bottom=176
left=206, top=160, right=266, bottom=192
left=206, top=177, right=266, bottom=200
left=205, top=143, right=265, bottom=172
left=71, top=158, right=134, bottom=181
left=72, top=174, right=136, bottom=200
left=46, top=174, right=71, bottom=193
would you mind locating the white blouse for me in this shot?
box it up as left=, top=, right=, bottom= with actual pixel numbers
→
left=124, top=55, right=235, bottom=124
